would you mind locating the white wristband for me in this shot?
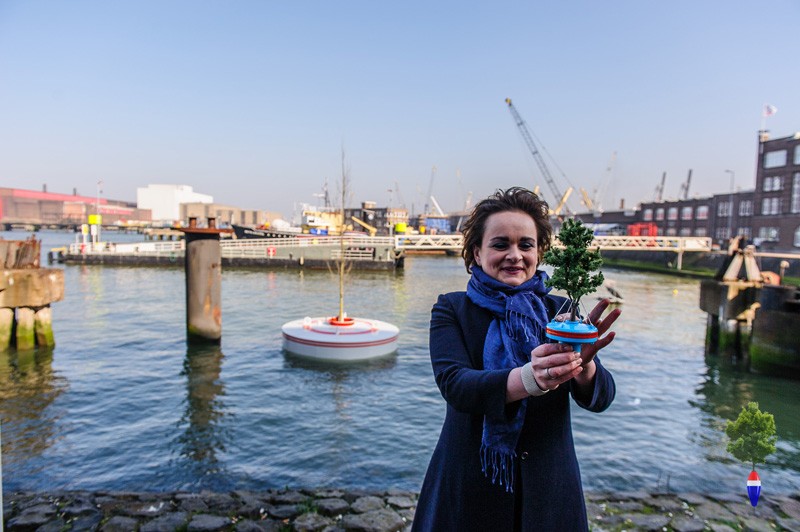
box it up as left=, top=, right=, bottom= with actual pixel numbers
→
left=521, top=362, right=549, bottom=396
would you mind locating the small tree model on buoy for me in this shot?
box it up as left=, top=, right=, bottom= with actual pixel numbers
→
left=543, top=218, right=604, bottom=351
left=725, top=401, right=777, bottom=507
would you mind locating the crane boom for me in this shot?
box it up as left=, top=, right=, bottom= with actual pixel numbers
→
left=505, top=98, right=566, bottom=210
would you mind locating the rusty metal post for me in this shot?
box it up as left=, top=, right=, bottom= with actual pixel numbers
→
left=179, top=218, right=229, bottom=344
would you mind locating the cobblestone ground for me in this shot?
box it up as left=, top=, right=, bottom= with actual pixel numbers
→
left=3, top=488, right=799, bottom=531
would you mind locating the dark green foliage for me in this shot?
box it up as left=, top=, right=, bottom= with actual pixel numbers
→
left=725, top=402, right=777, bottom=470
left=544, top=218, right=604, bottom=319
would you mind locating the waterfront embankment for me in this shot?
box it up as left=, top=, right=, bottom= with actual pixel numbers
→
left=4, top=488, right=800, bottom=531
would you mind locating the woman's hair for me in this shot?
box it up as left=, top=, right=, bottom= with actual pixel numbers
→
left=460, top=186, right=552, bottom=273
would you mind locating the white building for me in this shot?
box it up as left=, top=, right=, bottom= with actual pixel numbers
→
left=136, top=184, right=213, bottom=222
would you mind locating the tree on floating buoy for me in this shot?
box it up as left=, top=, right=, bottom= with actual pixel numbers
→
left=544, top=218, right=604, bottom=321
left=725, top=401, right=777, bottom=507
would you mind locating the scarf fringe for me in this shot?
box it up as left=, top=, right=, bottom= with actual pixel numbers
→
left=505, top=309, right=543, bottom=348
left=480, top=443, right=516, bottom=493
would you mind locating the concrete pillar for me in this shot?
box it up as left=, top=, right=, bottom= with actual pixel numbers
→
left=181, top=218, right=225, bottom=344
left=0, top=308, right=13, bottom=351
left=34, top=306, right=55, bottom=347
left=15, top=307, right=35, bottom=350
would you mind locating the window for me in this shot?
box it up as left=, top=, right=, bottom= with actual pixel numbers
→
left=761, top=197, right=781, bottom=215
left=696, top=205, right=709, bottom=220
left=666, top=228, right=677, bottom=236
left=681, top=206, right=693, bottom=220
left=738, top=227, right=751, bottom=239
left=763, top=176, right=783, bottom=191
left=739, top=200, right=753, bottom=216
left=795, top=146, right=800, bottom=165
left=667, top=207, right=678, bottom=220
left=680, top=227, right=692, bottom=236
left=795, top=227, right=800, bottom=247
left=695, top=227, right=707, bottom=237
left=717, top=201, right=731, bottom=217
left=643, top=208, right=653, bottom=221
left=716, top=227, right=730, bottom=240
left=764, top=150, right=787, bottom=168
left=656, top=208, right=665, bottom=221
left=793, top=173, right=800, bottom=213
left=758, top=227, right=778, bottom=240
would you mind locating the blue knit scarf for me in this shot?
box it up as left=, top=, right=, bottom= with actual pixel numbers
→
left=466, top=266, right=551, bottom=492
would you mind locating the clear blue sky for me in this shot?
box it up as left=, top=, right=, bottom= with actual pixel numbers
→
left=1, top=1, right=798, bottom=220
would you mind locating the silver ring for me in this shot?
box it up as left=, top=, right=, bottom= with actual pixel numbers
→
left=546, top=367, right=553, bottom=380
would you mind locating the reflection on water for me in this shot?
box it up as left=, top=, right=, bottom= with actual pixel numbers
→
left=170, top=344, right=230, bottom=486
left=0, top=347, right=67, bottom=465
left=692, top=352, right=800, bottom=474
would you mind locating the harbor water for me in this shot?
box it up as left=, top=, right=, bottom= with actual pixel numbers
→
left=2, top=230, right=799, bottom=495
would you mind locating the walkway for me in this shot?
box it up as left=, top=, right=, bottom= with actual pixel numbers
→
left=4, top=488, right=799, bottom=531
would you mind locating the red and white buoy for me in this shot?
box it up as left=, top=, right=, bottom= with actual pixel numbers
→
left=282, top=315, right=399, bottom=361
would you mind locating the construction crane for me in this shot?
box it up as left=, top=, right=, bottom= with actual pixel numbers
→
left=350, top=215, right=377, bottom=236
left=423, top=165, right=437, bottom=215
left=505, top=98, right=570, bottom=214
left=679, top=169, right=692, bottom=200
left=579, top=187, right=595, bottom=212
left=551, top=187, right=573, bottom=216
left=392, top=181, right=406, bottom=210
left=653, top=172, right=667, bottom=202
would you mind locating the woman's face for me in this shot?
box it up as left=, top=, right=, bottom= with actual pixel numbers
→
left=474, top=210, right=539, bottom=286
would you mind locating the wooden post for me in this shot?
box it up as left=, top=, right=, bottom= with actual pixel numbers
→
left=180, top=218, right=229, bottom=344
left=15, top=307, right=35, bottom=350
left=34, top=305, right=55, bottom=347
left=0, top=308, right=13, bottom=351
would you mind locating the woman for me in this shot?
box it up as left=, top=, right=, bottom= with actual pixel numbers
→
left=412, top=187, right=620, bottom=531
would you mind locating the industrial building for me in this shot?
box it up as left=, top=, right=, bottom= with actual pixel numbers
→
left=0, top=186, right=151, bottom=229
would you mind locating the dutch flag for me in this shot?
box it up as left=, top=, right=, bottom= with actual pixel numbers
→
left=747, top=470, right=761, bottom=507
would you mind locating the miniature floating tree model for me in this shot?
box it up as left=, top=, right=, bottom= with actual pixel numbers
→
left=543, top=218, right=604, bottom=351
left=725, top=402, right=777, bottom=507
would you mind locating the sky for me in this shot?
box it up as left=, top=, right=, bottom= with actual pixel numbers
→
left=1, top=0, right=799, bottom=221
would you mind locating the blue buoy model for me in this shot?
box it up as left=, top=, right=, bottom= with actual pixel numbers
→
left=747, top=469, right=761, bottom=507
left=545, top=320, right=598, bottom=353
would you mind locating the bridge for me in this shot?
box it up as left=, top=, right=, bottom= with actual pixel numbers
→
left=393, top=234, right=713, bottom=268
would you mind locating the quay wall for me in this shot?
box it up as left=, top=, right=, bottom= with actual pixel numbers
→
left=4, top=488, right=799, bottom=531
left=601, top=249, right=800, bottom=279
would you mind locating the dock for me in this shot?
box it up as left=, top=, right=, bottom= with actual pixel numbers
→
left=52, top=235, right=406, bottom=271
left=699, top=243, right=800, bottom=379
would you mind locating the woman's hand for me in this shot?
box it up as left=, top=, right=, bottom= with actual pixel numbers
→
left=529, top=342, right=583, bottom=391
left=578, top=298, right=621, bottom=368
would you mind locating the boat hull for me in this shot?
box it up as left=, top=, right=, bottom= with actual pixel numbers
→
left=282, top=316, right=399, bottom=361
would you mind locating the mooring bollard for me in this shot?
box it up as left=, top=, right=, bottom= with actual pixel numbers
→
left=179, top=217, right=231, bottom=344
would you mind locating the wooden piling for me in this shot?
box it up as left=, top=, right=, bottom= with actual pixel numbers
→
left=15, top=307, right=35, bottom=350
left=0, top=307, right=13, bottom=351
left=34, top=306, right=55, bottom=347
left=179, top=218, right=231, bottom=344
left=0, top=242, right=64, bottom=350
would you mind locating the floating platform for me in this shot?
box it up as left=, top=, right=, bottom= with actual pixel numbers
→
left=281, top=316, right=399, bottom=361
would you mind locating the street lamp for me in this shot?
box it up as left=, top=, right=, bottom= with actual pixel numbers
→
left=725, top=170, right=735, bottom=241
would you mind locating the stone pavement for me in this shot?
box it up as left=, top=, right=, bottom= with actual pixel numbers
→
left=3, top=488, right=799, bottom=531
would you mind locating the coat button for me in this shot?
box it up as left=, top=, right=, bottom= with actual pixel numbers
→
left=520, top=451, right=529, bottom=460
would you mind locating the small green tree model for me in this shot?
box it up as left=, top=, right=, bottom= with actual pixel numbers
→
left=543, top=218, right=604, bottom=321
left=725, top=402, right=777, bottom=471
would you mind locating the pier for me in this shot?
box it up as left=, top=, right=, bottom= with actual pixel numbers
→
left=699, top=244, right=800, bottom=378
left=54, top=235, right=405, bottom=271
left=0, top=237, right=63, bottom=350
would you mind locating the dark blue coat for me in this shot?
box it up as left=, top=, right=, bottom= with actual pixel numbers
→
left=412, top=291, right=616, bottom=532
